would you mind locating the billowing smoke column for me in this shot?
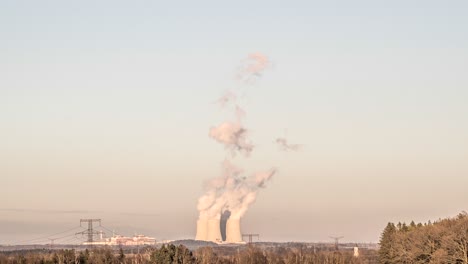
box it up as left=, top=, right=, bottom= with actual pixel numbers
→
left=196, top=53, right=276, bottom=243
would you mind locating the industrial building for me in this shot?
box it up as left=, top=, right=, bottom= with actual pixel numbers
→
left=83, top=233, right=156, bottom=246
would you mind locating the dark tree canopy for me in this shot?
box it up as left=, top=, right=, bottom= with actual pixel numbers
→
left=378, top=212, right=468, bottom=264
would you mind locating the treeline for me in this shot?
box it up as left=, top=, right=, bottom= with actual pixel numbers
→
left=0, top=248, right=125, bottom=264
left=0, top=244, right=378, bottom=264
left=194, top=245, right=377, bottom=264
left=379, top=212, right=468, bottom=264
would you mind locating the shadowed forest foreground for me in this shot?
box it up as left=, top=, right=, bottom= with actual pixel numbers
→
left=0, top=244, right=377, bottom=264
left=379, top=212, right=468, bottom=264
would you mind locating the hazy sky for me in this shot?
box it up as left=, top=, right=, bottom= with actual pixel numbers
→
left=1, top=0, right=468, bottom=244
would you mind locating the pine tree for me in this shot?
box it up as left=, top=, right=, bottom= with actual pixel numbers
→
left=397, top=222, right=402, bottom=231
left=401, top=222, right=409, bottom=232
left=379, top=222, right=397, bottom=264
left=118, top=247, right=125, bottom=264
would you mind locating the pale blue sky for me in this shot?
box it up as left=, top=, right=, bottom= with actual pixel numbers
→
left=1, top=0, right=468, bottom=244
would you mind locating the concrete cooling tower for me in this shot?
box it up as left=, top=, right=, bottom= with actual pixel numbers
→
left=195, top=216, right=243, bottom=243
left=195, top=219, right=208, bottom=241
left=225, top=218, right=242, bottom=243
left=206, top=219, right=222, bottom=242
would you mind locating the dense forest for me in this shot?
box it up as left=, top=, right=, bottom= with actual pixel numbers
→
left=0, top=244, right=377, bottom=264
left=379, top=212, right=468, bottom=264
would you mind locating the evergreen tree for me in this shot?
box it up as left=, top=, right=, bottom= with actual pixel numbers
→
left=117, top=247, right=125, bottom=264
left=77, top=250, right=89, bottom=264
left=379, top=222, right=397, bottom=264
left=397, top=222, right=402, bottom=231
left=150, top=244, right=195, bottom=264
left=401, top=222, right=409, bottom=232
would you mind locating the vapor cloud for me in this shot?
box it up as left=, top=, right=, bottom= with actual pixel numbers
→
left=276, top=137, right=302, bottom=151
left=197, top=161, right=276, bottom=220
left=236, top=52, right=271, bottom=84
left=197, top=53, right=276, bottom=234
left=214, top=91, right=237, bottom=108
left=209, top=121, right=253, bottom=156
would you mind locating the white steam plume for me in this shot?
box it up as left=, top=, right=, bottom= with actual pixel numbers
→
left=197, top=161, right=276, bottom=221
left=227, top=169, right=276, bottom=219
left=209, top=121, right=253, bottom=156
left=197, top=53, right=276, bottom=236
left=210, top=90, right=252, bottom=156
left=197, top=160, right=242, bottom=220
left=214, top=91, right=237, bottom=108
left=276, top=137, right=302, bottom=151
left=236, top=52, right=271, bottom=84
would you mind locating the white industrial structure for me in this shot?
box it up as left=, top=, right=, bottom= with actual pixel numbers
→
left=354, top=247, right=360, bottom=257
left=225, top=219, right=242, bottom=243
left=207, top=219, right=223, bottom=242
left=195, top=220, right=208, bottom=241
left=196, top=217, right=244, bottom=244
left=83, top=233, right=156, bottom=246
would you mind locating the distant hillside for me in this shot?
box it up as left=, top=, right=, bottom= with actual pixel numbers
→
left=169, top=240, right=218, bottom=251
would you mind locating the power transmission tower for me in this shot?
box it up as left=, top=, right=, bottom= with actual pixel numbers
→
left=329, top=236, right=344, bottom=250
left=76, top=219, right=101, bottom=244
left=48, top=238, right=56, bottom=250
left=242, top=234, right=260, bottom=243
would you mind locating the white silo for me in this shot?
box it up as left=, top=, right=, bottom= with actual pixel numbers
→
left=353, top=247, right=359, bottom=257
left=195, top=219, right=208, bottom=241
left=225, top=218, right=242, bottom=243
left=206, top=219, right=222, bottom=242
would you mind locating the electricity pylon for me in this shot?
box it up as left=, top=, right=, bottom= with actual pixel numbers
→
left=330, top=236, right=344, bottom=250
left=76, top=219, right=101, bottom=243
left=242, top=234, right=260, bottom=243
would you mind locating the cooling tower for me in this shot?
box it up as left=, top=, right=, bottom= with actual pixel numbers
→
left=206, top=219, right=222, bottom=242
left=225, top=218, right=242, bottom=243
left=195, top=219, right=208, bottom=241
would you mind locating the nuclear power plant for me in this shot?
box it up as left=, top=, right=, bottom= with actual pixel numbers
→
left=195, top=211, right=243, bottom=243
left=195, top=54, right=276, bottom=244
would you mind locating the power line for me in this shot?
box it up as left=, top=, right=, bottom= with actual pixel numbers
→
left=12, top=226, right=85, bottom=245
left=99, top=225, right=122, bottom=236
left=34, top=233, right=84, bottom=245
left=53, top=233, right=82, bottom=241
left=60, top=235, right=85, bottom=245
